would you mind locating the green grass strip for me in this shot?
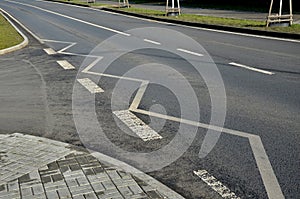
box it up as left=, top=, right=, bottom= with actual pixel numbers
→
left=0, top=14, right=23, bottom=50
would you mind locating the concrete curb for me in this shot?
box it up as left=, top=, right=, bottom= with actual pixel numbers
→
left=0, top=10, right=28, bottom=55
left=102, top=7, right=300, bottom=40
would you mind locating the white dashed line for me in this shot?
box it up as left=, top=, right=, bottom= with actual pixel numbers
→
left=229, top=62, right=274, bottom=75
left=56, top=60, right=75, bottom=70
left=194, top=170, right=240, bottom=199
left=177, top=48, right=204, bottom=57
left=77, top=78, right=104, bottom=93
left=143, top=39, right=161, bottom=45
left=43, top=48, right=56, bottom=55
left=113, top=110, right=162, bottom=141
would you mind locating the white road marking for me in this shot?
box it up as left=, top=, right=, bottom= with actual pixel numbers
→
left=177, top=48, right=204, bottom=57
left=56, top=60, right=75, bottom=70
left=77, top=78, right=104, bottom=93
left=229, top=62, right=275, bottom=75
left=143, top=39, right=161, bottom=45
left=131, top=107, right=284, bottom=199
left=129, top=81, right=149, bottom=110
left=194, top=170, right=240, bottom=199
left=113, top=110, right=162, bottom=141
left=43, top=48, right=56, bottom=55
left=6, top=0, right=130, bottom=37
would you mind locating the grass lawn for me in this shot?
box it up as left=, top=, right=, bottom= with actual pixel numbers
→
left=0, top=14, right=23, bottom=50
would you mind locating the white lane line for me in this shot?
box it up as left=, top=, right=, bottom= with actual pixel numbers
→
left=248, top=136, right=284, bottom=199
left=77, top=78, right=104, bottom=93
left=131, top=108, right=284, bottom=199
left=129, top=81, right=149, bottom=110
left=6, top=0, right=130, bottom=37
left=143, top=39, right=161, bottom=45
left=56, top=60, right=75, bottom=70
left=194, top=170, right=240, bottom=199
left=113, top=110, right=162, bottom=141
left=43, top=48, right=56, bottom=55
left=229, top=62, right=275, bottom=75
left=177, top=48, right=204, bottom=57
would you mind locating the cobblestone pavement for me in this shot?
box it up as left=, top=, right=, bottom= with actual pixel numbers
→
left=0, top=133, right=177, bottom=199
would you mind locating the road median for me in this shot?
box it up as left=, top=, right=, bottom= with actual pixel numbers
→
left=0, top=10, right=28, bottom=55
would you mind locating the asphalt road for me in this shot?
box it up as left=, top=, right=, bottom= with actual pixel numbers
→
left=0, top=0, right=299, bottom=198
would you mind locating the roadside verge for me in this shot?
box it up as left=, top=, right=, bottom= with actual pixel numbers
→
left=0, top=9, right=28, bottom=55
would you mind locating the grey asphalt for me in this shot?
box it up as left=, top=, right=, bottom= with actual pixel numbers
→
left=0, top=0, right=299, bottom=198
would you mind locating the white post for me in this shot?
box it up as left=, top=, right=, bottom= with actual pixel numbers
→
left=279, top=0, right=283, bottom=16
left=172, top=0, right=174, bottom=9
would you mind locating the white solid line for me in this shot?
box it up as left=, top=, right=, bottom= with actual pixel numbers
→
left=43, top=48, right=56, bottom=55
left=6, top=0, right=130, bottom=37
left=56, top=60, right=75, bottom=70
left=177, top=48, right=204, bottom=57
left=248, top=136, right=284, bottom=199
left=81, top=57, right=103, bottom=73
left=194, top=170, right=240, bottom=199
left=229, top=62, right=275, bottom=75
left=77, top=78, right=104, bottom=93
left=113, top=110, right=162, bottom=141
left=143, top=39, right=161, bottom=45
left=131, top=108, right=284, bottom=199
left=129, top=81, right=149, bottom=110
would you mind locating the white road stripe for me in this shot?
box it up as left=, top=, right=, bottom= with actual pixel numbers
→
left=113, top=110, right=162, bottom=141
left=43, top=48, right=56, bottom=55
left=194, top=170, right=240, bottom=199
left=143, top=39, right=161, bottom=45
left=7, top=0, right=130, bottom=37
left=56, top=60, right=75, bottom=70
left=229, top=62, right=274, bottom=75
left=77, top=78, right=104, bottom=93
left=177, top=48, right=204, bottom=57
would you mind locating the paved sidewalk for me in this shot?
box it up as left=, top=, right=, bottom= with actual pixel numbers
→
left=0, top=133, right=184, bottom=199
left=99, top=0, right=300, bottom=23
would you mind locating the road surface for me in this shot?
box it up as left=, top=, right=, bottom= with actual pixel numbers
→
left=0, top=0, right=299, bottom=198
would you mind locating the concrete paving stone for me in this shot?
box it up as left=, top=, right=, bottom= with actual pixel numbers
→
left=101, top=180, right=116, bottom=190
left=113, top=178, right=137, bottom=187
left=72, top=195, right=85, bottom=199
left=65, top=178, right=78, bottom=187
left=128, top=184, right=144, bottom=195
left=20, top=187, right=33, bottom=196
left=117, top=186, right=133, bottom=196
left=45, top=190, right=59, bottom=199
left=69, top=164, right=81, bottom=171
left=91, top=182, right=105, bottom=192
left=57, top=188, right=71, bottom=198
left=83, top=192, right=98, bottom=199
left=51, top=173, right=64, bottom=182
left=146, top=190, right=164, bottom=199
left=32, top=184, right=44, bottom=195
left=76, top=177, right=90, bottom=186
left=106, top=170, right=121, bottom=180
